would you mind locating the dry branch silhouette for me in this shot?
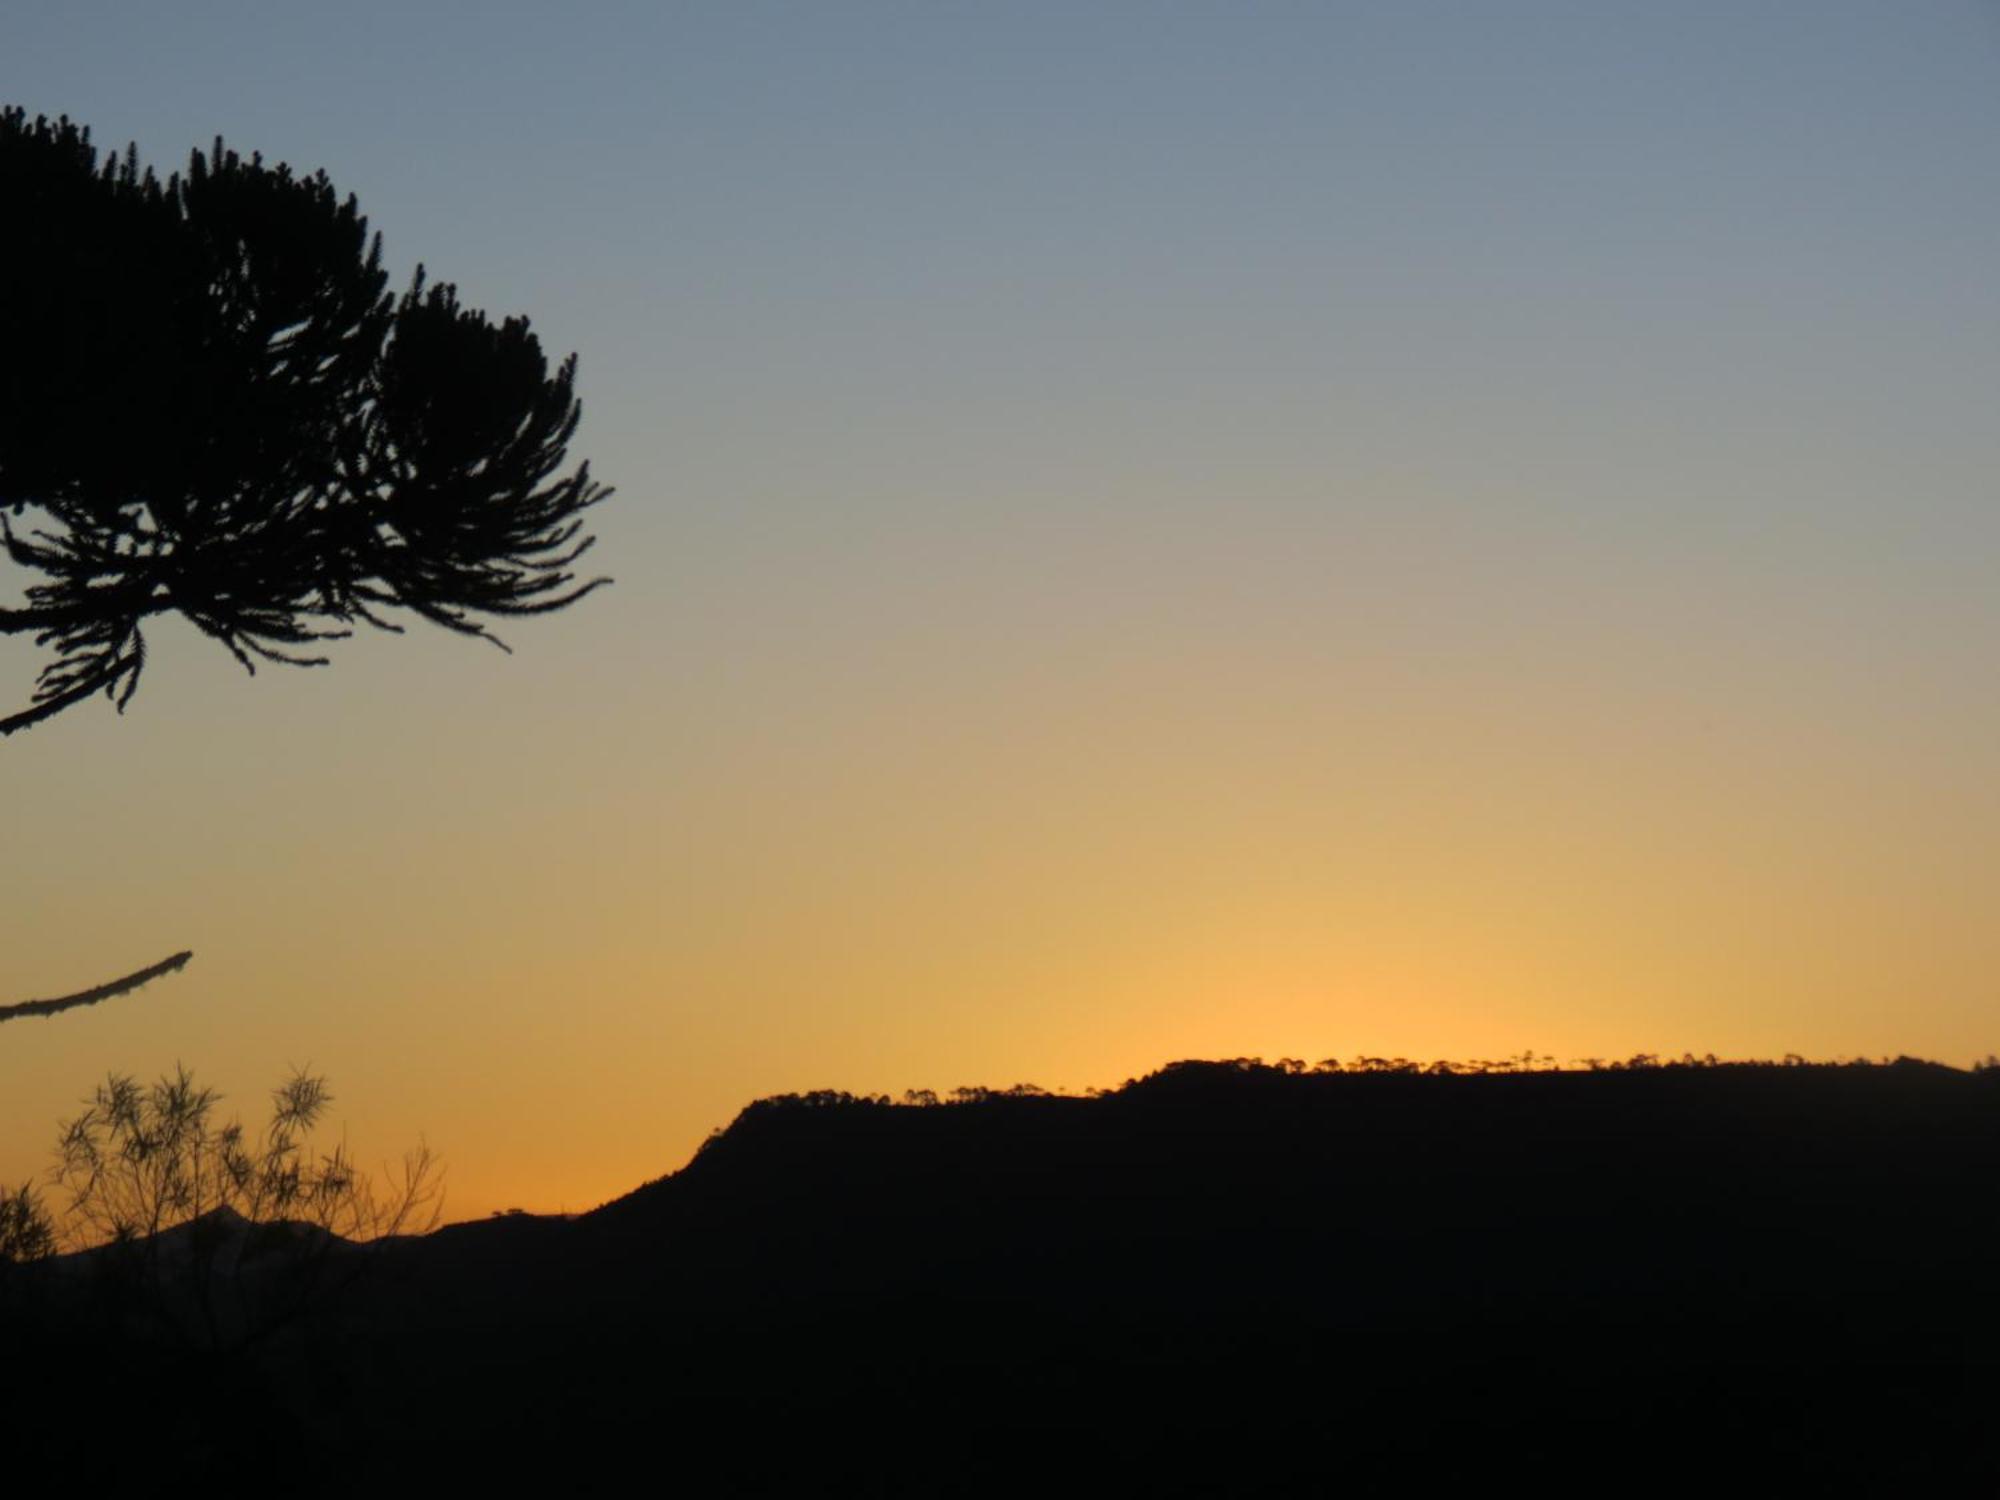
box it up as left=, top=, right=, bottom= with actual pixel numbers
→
left=0, top=950, right=191, bottom=1024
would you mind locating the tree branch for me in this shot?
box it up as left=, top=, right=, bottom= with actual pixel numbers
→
left=0, top=655, right=131, bottom=737
left=0, top=950, right=193, bottom=1023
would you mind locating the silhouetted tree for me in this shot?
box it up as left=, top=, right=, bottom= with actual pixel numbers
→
left=0, top=1182, right=55, bottom=1267
left=51, top=1063, right=443, bottom=1352
left=0, top=109, right=611, bottom=736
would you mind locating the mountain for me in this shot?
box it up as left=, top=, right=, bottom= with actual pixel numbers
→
left=50, top=1204, right=355, bottom=1272
left=8, top=1057, right=1999, bottom=1491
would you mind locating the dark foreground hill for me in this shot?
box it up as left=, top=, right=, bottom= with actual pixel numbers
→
left=8, top=1058, right=2000, bottom=1491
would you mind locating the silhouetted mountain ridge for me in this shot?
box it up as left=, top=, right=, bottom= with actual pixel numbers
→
left=591, top=1054, right=1995, bottom=1251
left=10, top=1055, right=1998, bottom=1490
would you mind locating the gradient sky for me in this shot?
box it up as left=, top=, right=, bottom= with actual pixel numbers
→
left=4, top=2, right=1998, bottom=1219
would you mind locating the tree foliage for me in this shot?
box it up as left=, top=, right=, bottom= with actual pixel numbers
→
left=0, top=1181, right=55, bottom=1267
left=0, top=108, right=611, bottom=735
left=49, top=1063, right=443, bottom=1352
left=55, top=1063, right=441, bottom=1251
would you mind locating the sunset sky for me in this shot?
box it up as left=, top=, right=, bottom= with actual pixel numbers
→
left=4, top=2, right=1998, bottom=1220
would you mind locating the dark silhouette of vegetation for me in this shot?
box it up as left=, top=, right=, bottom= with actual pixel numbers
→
left=3, top=1065, right=443, bottom=1480
left=0, top=1181, right=54, bottom=1266
left=0, top=948, right=191, bottom=1026
left=0, top=1182, right=56, bottom=1335
left=2, top=104, right=608, bottom=1019
left=0, top=108, right=611, bottom=737
left=47, top=1063, right=442, bottom=1354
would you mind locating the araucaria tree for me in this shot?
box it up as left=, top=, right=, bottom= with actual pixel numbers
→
left=0, top=108, right=612, bottom=735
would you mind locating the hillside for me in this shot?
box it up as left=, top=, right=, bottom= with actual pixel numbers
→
left=8, top=1057, right=1999, bottom=1490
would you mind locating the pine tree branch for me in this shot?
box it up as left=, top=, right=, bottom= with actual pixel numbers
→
left=0, top=950, right=193, bottom=1023
left=0, top=653, right=134, bottom=737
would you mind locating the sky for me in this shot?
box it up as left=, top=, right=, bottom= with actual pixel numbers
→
left=3, top=2, right=1998, bottom=1220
